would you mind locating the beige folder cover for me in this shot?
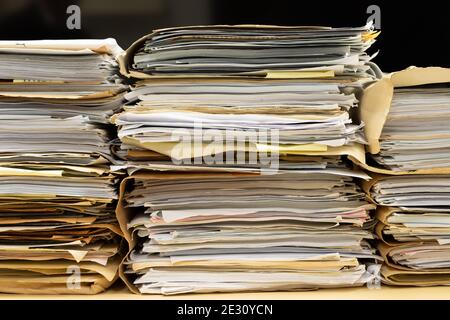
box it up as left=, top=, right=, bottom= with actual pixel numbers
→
left=374, top=206, right=399, bottom=245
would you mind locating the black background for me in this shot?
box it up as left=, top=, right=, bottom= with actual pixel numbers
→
left=0, top=0, right=448, bottom=71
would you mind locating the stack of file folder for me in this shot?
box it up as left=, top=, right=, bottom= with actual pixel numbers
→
left=114, top=23, right=381, bottom=168
left=365, top=175, right=450, bottom=286
left=115, top=24, right=381, bottom=294
left=119, top=167, right=379, bottom=294
left=112, top=77, right=367, bottom=165
left=125, top=23, right=379, bottom=77
left=373, top=84, right=450, bottom=171
left=361, top=67, right=450, bottom=286
left=0, top=40, right=126, bottom=294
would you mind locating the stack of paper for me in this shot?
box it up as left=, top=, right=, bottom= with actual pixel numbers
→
left=372, top=85, right=450, bottom=171
left=366, top=175, right=450, bottom=285
left=128, top=24, right=379, bottom=77
left=0, top=39, right=122, bottom=82
left=114, top=23, right=380, bottom=165
left=112, top=78, right=368, bottom=162
left=114, top=24, right=381, bottom=294
left=0, top=40, right=126, bottom=294
left=120, top=165, right=379, bottom=294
